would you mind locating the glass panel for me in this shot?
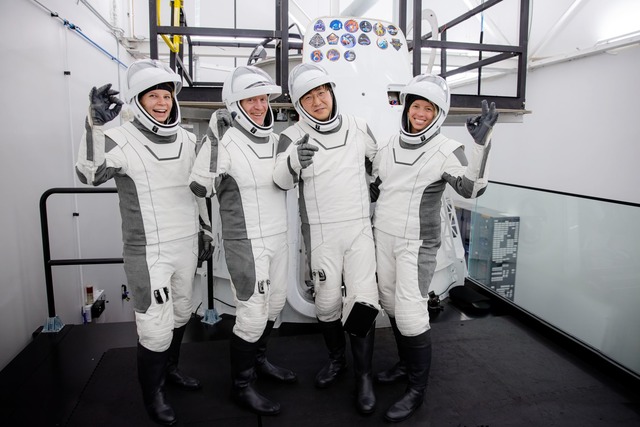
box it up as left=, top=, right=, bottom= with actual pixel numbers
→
left=462, top=183, right=640, bottom=376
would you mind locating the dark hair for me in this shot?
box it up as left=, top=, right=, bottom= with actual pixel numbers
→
left=139, top=82, right=174, bottom=99
left=303, top=83, right=332, bottom=98
left=405, top=94, right=438, bottom=113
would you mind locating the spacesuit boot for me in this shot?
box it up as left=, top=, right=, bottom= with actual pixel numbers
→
left=315, top=319, right=348, bottom=388
left=384, top=330, right=432, bottom=423
left=375, top=317, right=408, bottom=384
left=166, top=324, right=202, bottom=390
left=350, top=326, right=377, bottom=414
left=230, top=333, right=281, bottom=415
left=256, top=321, right=297, bottom=383
left=137, top=343, right=176, bottom=426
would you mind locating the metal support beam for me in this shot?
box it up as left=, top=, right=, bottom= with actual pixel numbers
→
left=149, top=0, right=158, bottom=59
left=398, top=0, right=407, bottom=36
left=517, top=0, right=530, bottom=108
left=275, top=0, right=290, bottom=101
left=156, top=26, right=281, bottom=38
left=412, top=0, right=422, bottom=76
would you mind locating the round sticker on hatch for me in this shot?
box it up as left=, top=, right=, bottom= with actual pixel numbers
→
left=327, top=49, right=340, bottom=61
left=309, top=33, right=325, bottom=48
left=377, top=38, right=388, bottom=49
left=387, top=25, right=398, bottom=36
left=310, top=50, right=323, bottom=62
left=344, top=50, right=356, bottom=62
left=374, top=22, right=386, bottom=36
left=329, top=20, right=343, bottom=31
left=345, top=20, right=358, bottom=33
left=360, top=20, right=372, bottom=33
left=358, top=34, right=371, bottom=46
left=340, top=33, right=356, bottom=48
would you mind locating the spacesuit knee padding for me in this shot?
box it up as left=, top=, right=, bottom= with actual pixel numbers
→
left=138, top=328, right=173, bottom=353
left=234, top=317, right=267, bottom=343
left=342, top=297, right=380, bottom=337
left=395, top=316, right=430, bottom=337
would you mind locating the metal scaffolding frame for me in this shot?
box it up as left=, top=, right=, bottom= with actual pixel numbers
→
left=410, top=0, right=529, bottom=110
left=148, top=0, right=529, bottom=111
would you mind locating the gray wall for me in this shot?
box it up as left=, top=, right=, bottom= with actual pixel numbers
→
left=446, top=45, right=640, bottom=205
left=1, top=0, right=133, bottom=369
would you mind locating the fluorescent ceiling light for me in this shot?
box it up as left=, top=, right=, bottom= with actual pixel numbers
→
left=596, top=30, right=640, bottom=46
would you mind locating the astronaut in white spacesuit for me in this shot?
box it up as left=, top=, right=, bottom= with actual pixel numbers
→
left=273, top=63, right=380, bottom=415
left=75, top=59, right=212, bottom=426
left=370, top=74, right=498, bottom=422
left=189, top=65, right=296, bottom=416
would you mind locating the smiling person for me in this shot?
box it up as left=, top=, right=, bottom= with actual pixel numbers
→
left=370, top=74, right=498, bottom=422
left=273, top=63, right=381, bottom=415
left=189, top=65, right=296, bottom=416
left=75, top=59, right=213, bottom=426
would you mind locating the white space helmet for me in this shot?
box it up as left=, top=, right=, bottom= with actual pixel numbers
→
left=126, top=59, right=183, bottom=136
left=222, top=66, right=281, bottom=137
left=400, top=74, right=450, bottom=144
left=289, top=63, right=340, bottom=132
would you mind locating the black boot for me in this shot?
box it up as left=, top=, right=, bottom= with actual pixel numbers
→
left=166, top=325, right=202, bottom=390
left=230, top=333, right=281, bottom=415
left=256, top=321, right=297, bottom=383
left=137, top=343, right=177, bottom=426
left=384, top=330, right=432, bottom=423
left=315, top=319, right=348, bottom=388
left=350, top=326, right=377, bottom=414
left=375, top=317, right=408, bottom=384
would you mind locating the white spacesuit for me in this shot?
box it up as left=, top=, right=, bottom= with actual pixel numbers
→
left=189, top=66, right=295, bottom=416
left=371, top=73, right=498, bottom=422
left=75, top=59, right=211, bottom=426
left=273, top=63, right=379, bottom=415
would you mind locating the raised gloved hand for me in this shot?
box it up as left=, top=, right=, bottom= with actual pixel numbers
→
left=296, top=134, right=318, bottom=168
left=197, top=230, right=214, bottom=267
left=89, top=84, right=124, bottom=126
left=465, top=100, right=499, bottom=146
left=215, top=109, right=234, bottom=139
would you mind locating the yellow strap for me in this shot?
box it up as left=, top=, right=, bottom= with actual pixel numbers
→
left=157, top=0, right=182, bottom=53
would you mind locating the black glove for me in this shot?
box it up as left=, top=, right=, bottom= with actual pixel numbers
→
left=296, top=134, right=318, bottom=168
left=89, top=83, right=124, bottom=126
left=197, top=231, right=214, bottom=267
left=215, top=109, right=233, bottom=139
left=465, top=99, right=499, bottom=145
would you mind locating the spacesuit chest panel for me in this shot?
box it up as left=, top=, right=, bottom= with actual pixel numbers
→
left=218, top=129, right=287, bottom=239
left=291, top=116, right=370, bottom=224
left=106, top=123, right=199, bottom=245
left=374, top=134, right=458, bottom=239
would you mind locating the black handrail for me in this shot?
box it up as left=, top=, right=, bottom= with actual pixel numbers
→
left=40, top=187, right=217, bottom=324
left=39, top=187, right=122, bottom=319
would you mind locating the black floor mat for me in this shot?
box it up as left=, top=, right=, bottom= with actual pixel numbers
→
left=66, top=316, right=640, bottom=427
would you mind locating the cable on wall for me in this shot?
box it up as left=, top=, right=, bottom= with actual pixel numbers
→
left=31, top=0, right=127, bottom=69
